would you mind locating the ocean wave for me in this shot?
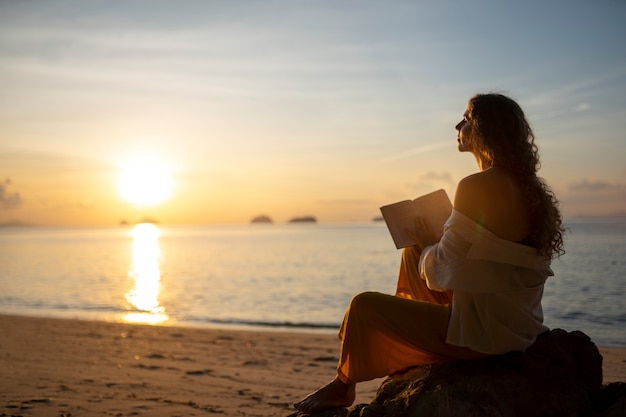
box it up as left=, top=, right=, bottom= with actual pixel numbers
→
left=553, top=310, right=626, bottom=325
left=0, top=296, right=127, bottom=315
left=179, top=315, right=341, bottom=331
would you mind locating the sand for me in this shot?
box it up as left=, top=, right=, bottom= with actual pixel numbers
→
left=1, top=314, right=624, bottom=417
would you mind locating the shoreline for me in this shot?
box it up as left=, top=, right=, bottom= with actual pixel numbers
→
left=1, top=314, right=624, bottom=416
left=5, top=310, right=625, bottom=348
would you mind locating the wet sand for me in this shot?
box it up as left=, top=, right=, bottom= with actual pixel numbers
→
left=1, top=314, right=623, bottom=416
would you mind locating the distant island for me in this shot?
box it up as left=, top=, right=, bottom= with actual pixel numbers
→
left=119, top=217, right=160, bottom=226
left=0, top=220, right=30, bottom=227
left=288, top=216, right=317, bottom=223
left=250, top=215, right=273, bottom=224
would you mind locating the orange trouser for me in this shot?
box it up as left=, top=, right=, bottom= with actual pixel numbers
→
left=336, top=246, right=486, bottom=384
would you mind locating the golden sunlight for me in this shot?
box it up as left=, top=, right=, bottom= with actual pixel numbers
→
left=124, top=223, right=169, bottom=325
left=118, top=155, right=174, bottom=207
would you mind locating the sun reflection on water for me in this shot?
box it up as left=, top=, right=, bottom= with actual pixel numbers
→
left=124, top=223, right=169, bottom=325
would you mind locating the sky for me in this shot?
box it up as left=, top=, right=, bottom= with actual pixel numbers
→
left=1, top=0, right=625, bottom=226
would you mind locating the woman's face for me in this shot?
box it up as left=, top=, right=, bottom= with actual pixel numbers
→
left=455, top=109, right=475, bottom=153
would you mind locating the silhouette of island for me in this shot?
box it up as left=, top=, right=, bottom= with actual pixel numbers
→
left=0, top=220, right=30, bottom=227
left=137, top=217, right=159, bottom=224
left=120, top=217, right=159, bottom=226
left=288, top=216, right=317, bottom=223
left=251, top=215, right=273, bottom=224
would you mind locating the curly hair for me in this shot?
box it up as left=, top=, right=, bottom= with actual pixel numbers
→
left=466, top=93, right=565, bottom=258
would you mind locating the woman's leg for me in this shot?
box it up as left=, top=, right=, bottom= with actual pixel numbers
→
left=295, top=247, right=473, bottom=413
left=336, top=291, right=483, bottom=384
left=293, top=377, right=355, bottom=414
left=295, top=292, right=485, bottom=413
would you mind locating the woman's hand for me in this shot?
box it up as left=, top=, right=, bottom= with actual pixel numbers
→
left=405, top=217, right=439, bottom=251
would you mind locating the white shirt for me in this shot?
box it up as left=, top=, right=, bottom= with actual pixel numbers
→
left=419, top=210, right=553, bottom=354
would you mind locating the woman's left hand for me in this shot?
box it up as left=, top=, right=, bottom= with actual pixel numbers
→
left=405, top=217, right=439, bottom=250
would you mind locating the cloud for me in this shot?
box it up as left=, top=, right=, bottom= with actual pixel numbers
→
left=561, top=178, right=626, bottom=217
left=573, top=103, right=591, bottom=112
left=407, top=171, right=455, bottom=190
left=0, top=178, right=22, bottom=210
left=419, top=171, right=454, bottom=185
left=402, top=171, right=455, bottom=198
left=569, top=179, right=621, bottom=192
left=380, top=142, right=449, bottom=164
left=319, top=198, right=373, bottom=206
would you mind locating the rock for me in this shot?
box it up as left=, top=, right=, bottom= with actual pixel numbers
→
left=594, top=381, right=626, bottom=417
left=288, top=329, right=626, bottom=417
left=368, top=329, right=602, bottom=417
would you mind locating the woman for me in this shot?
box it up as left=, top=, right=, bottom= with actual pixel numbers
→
left=294, top=93, right=565, bottom=414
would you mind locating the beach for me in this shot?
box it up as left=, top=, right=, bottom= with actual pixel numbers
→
left=0, top=314, right=384, bottom=417
left=1, top=314, right=624, bottom=417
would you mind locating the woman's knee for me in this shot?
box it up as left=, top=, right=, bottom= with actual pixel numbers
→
left=349, top=291, right=386, bottom=312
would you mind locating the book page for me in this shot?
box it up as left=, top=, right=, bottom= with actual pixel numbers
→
left=379, top=200, right=419, bottom=249
left=380, top=189, right=452, bottom=249
left=412, top=189, right=453, bottom=241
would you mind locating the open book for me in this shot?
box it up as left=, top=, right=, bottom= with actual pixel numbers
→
left=379, top=189, right=452, bottom=249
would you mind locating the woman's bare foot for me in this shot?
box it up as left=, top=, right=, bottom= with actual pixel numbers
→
left=294, top=377, right=356, bottom=413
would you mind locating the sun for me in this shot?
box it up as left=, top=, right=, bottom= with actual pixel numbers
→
left=117, top=155, right=174, bottom=206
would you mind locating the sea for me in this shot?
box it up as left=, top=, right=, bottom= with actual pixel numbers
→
left=0, top=219, right=624, bottom=347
